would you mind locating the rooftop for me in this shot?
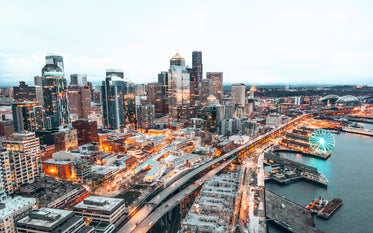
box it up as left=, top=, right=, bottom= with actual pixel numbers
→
left=74, top=196, right=124, bottom=212
left=0, top=196, right=36, bottom=218
left=17, top=208, right=72, bottom=228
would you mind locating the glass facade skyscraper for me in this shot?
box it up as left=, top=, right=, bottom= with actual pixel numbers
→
left=190, top=51, right=203, bottom=105
left=101, top=73, right=136, bottom=130
left=168, top=54, right=190, bottom=122
left=41, top=55, right=70, bottom=129
left=206, top=72, right=223, bottom=104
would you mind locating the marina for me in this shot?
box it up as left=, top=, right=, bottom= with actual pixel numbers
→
left=267, top=131, right=373, bottom=233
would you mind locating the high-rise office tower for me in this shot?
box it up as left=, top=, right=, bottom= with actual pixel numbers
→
left=206, top=72, right=223, bottom=104
left=201, top=79, right=213, bottom=104
left=189, top=51, right=203, bottom=105
left=41, top=55, right=70, bottom=129
left=136, top=103, right=155, bottom=129
left=72, top=119, right=99, bottom=146
left=157, top=71, right=169, bottom=114
left=147, top=83, right=165, bottom=115
left=68, top=76, right=91, bottom=119
left=70, top=74, right=88, bottom=86
left=168, top=54, right=190, bottom=122
left=170, top=53, right=185, bottom=67
left=106, top=69, right=125, bottom=79
left=231, top=83, right=246, bottom=107
left=1, top=132, right=41, bottom=195
left=158, top=71, right=169, bottom=98
left=198, top=105, right=225, bottom=133
left=101, top=70, right=136, bottom=130
left=12, top=102, right=49, bottom=132
left=13, top=81, right=43, bottom=106
left=245, top=86, right=255, bottom=115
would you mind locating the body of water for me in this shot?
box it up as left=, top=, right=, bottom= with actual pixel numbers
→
left=267, top=125, right=373, bottom=233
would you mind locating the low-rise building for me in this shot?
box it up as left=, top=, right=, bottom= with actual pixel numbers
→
left=16, top=208, right=90, bottom=233
left=73, top=196, right=126, bottom=230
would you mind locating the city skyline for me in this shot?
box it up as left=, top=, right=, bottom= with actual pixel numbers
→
left=1, top=0, right=373, bottom=86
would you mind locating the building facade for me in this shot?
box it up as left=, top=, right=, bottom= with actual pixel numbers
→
left=13, top=81, right=43, bottom=106
left=68, top=85, right=91, bottom=119
left=16, top=208, right=89, bottom=233
left=206, top=72, right=223, bottom=104
left=136, top=103, right=155, bottom=129
left=168, top=54, right=190, bottom=122
left=41, top=55, right=70, bottom=129
left=0, top=196, right=37, bottom=233
left=189, top=51, right=203, bottom=105
left=72, top=119, right=99, bottom=146
left=101, top=71, right=136, bottom=130
left=12, top=102, right=49, bottom=132
left=1, top=132, right=41, bottom=195
left=231, top=83, right=246, bottom=107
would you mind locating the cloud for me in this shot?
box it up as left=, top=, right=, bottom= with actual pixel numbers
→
left=0, top=0, right=372, bottom=86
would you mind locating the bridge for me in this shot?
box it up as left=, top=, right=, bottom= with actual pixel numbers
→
left=118, top=109, right=355, bottom=233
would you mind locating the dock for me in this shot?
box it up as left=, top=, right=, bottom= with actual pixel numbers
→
left=317, top=198, right=343, bottom=219
left=265, top=189, right=324, bottom=233
left=274, top=147, right=331, bottom=160
left=264, top=152, right=328, bottom=187
left=342, top=127, right=373, bottom=137
left=347, top=115, right=373, bottom=124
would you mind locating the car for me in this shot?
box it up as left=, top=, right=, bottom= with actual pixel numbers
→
left=165, top=205, right=168, bottom=208
left=174, top=200, right=178, bottom=203
left=149, top=221, right=153, bottom=226
left=184, top=194, right=187, bottom=196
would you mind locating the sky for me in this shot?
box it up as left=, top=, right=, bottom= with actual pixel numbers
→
left=1, top=0, right=373, bottom=86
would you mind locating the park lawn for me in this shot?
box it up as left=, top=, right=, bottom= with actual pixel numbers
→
left=116, top=191, right=141, bottom=206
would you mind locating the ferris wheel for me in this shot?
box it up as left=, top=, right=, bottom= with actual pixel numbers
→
left=309, top=129, right=335, bottom=154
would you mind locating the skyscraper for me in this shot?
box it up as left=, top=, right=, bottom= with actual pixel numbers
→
left=101, top=70, right=136, bottom=130
left=231, top=83, right=246, bottom=107
left=41, top=55, right=70, bottom=129
left=170, top=53, right=185, bottom=67
left=201, top=79, right=213, bottom=104
left=68, top=76, right=91, bottom=119
left=168, top=54, right=190, bottom=122
left=136, top=103, right=155, bottom=129
left=206, top=72, right=223, bottom=104
left=70, top=74, right=88, bottom=86
left=189, top=51, right=203, bottom=105
left=13, top=81, right=43, bottom=106
left=12, top=101, right=49, bottom=132
left=1, top=132, right=41, bottom=195
left=147, top=83, right=165, bottom=115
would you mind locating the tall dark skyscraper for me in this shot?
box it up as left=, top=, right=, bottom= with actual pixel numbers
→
left=190, top=51, right=203, bottom=105
left=41, top=55, right=70, bottom=129
left=206, top=72, right=223, bottom=104
left=101, top=70, right=136, bottom=130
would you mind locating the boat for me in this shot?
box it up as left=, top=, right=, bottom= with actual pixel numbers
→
left=317, top=198, right=343, bottom=219
left=305, top=197, right=329, bottom=213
